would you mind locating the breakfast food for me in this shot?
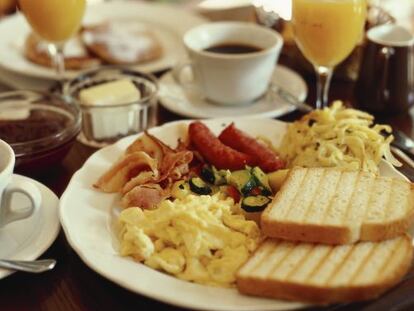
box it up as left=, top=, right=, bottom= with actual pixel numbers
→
left=93, top=117, right=413, bottom=301
left=236, top=235, right=413, bottom=304
left=94, top=121, right=285, bottom=287
left=279, top=101, right=400, bottom=174
left=188, top=121, right=254, bottom=171
left=189, top=121, right=284, bottom=173
left=81, top=21, right=163, bottom=65
left=262, top=167, right=414, bottom=244
left=94, top=131, right=193, bottom=209
left=118, top=193, right=261, bottom=287
left=218, top=123, right=285, bottom=173
left=23, top=20, right=163, bottom=69
left=24, top=32, right=101, bottom=70
left=79, top=79, right=141, bottom=106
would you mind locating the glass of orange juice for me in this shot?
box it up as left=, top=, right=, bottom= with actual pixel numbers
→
left=0, top=0, right=16, bottom=16
left=292, top=0, right=366, bottom=109
left=18, top=0, right=86, bottom=79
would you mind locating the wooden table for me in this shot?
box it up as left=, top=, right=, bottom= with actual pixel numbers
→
left=2, top=4, right=414, bottom=311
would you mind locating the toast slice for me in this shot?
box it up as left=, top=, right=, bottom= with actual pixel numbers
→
left=236, top=235, right=413, bottom=304
left=261, top=167, right=414, bottom=244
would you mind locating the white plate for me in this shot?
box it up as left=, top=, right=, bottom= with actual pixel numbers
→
left=60, top=118, right=408, bottom=310
left=159, top=65, right=307, bottom=118
left=0, top=1, right=207, bottom=80
left=0, top=175, right=60, bottom=279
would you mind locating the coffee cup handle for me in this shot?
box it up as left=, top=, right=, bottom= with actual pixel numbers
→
left=172, top=62, right=203, bottom=94
left=0, top=179, right=41, bottom=227
left=172, top=62, right=193, bottom=85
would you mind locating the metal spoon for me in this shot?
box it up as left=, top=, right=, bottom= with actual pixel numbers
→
left=0, top=259, right=56, bottom=273
left=269, top=84, right=314, bottom=113
left=391, top=130, right=414, bottom=156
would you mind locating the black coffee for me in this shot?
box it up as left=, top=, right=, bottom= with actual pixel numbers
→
left=204, top=43, right=262, bottom=54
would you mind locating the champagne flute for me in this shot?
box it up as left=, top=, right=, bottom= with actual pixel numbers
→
left=18, top=0, right=86, bottom=80
left=0, top=0, right=16, bottom=16
left=291, top=0, right=367, bottom=109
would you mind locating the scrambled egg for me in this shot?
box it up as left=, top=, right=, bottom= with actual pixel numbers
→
left=118, top=193, right=261, bottom=287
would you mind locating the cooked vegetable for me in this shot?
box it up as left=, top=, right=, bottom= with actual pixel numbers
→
left=224, top=185, right=241, bottom=203
left=251, top=166, right=272, bottom=196
left=213, top=167, right=229, bottom=186
left=200, top=165, right=215, bottom=184
left=201, top=165, right=228, bottom=186
left=241, top=195, right=271, bottom=212
left=268, top=169, right=290, bottom=193
left=229, top=169, right=256, bottom=195
left=189, top=177, right=212, bottom=195
left=248, top=186, right=263, bottom=196
left=171, top=180, right=191, bottom=200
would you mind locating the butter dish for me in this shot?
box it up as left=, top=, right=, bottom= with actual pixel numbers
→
left=63, top=67, right=158, bottom=147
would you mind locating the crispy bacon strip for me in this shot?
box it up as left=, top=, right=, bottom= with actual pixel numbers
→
left=121, top=134, right=193, bottom=194
left=127, top=131, right=173, bottom=160
left=122, top=170, right=158, bottom=194
left=121, top=184, right=165, bottom=209
left=94, top=152, right=158, bottom=193
left=159, top=151, right=193, bottom=180
left=95, top=131, right=193, bottom=209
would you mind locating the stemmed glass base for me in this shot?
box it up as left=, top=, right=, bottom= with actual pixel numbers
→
left=314, top=65, right=333, bottom=110
left=47, top=43, right=65, bottom=80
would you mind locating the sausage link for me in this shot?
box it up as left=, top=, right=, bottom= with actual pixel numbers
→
left=188, top=121, right=253, bottom=170
left=218, top=123, right=285, bottom=172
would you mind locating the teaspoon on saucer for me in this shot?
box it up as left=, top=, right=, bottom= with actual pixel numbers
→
left=0, top=259, right=56, bottom=273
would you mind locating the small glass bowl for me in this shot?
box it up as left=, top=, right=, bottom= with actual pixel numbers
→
left=0, top=90, right=81, bottom=173
left=63, top=66, right=158, bottom=148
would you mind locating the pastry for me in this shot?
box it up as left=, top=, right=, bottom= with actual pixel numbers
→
left=23, top=32, right=101, bottom=70
left=81, top=21, right=163, bottom=65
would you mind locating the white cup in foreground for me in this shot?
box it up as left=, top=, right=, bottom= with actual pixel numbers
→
left=175, top=21, right=283, bottom=105
left=0, top=140, right=41, bottom=228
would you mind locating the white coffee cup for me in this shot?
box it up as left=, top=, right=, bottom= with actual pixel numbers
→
left=0, top=140, right=41, bottom=228
left=175, top=21, right=283, bottom=105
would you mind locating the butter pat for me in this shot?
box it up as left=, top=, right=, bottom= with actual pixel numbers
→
left=0, top=100, right=30, bottom=120
left=79, top=79, right=141, bottom=106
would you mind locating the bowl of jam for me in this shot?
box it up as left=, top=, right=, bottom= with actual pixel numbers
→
left=0, top=90, right=81, bottom=173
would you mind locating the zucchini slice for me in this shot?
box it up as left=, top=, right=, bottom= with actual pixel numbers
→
left=200, top=166, right=215, bottom=184
left=189, top=177, right=212, bottom=195
left=251, top=167, right=272, bottom=195
left=241, top=195, right=271, bottom=213
left=200, top=165, right=228, bottom=186
left=212, top=166, right=229, bottom=186
left=229, top=169, right=256, bottom=195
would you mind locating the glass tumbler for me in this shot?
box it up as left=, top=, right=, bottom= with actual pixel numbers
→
left=63, top=66, right=158, bottom=148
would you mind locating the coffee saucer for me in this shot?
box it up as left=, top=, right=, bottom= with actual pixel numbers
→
left=0, top=174, right=60, bottom=279
left=158, top=65, right=308, bottom=118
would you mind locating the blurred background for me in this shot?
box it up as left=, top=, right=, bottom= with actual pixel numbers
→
left=0, top=0, right=412, bottom=83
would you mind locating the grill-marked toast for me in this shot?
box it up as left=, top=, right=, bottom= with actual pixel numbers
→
left=261, top=167, right=414, bottom=244
left=237, top=235, right=413, bottom=304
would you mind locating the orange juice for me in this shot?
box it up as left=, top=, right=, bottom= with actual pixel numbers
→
left=0, top=0, right=16, bottom=15
left=292, top=0, right=366, bottom=67
left=19, top=0, right=85, bottom=43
